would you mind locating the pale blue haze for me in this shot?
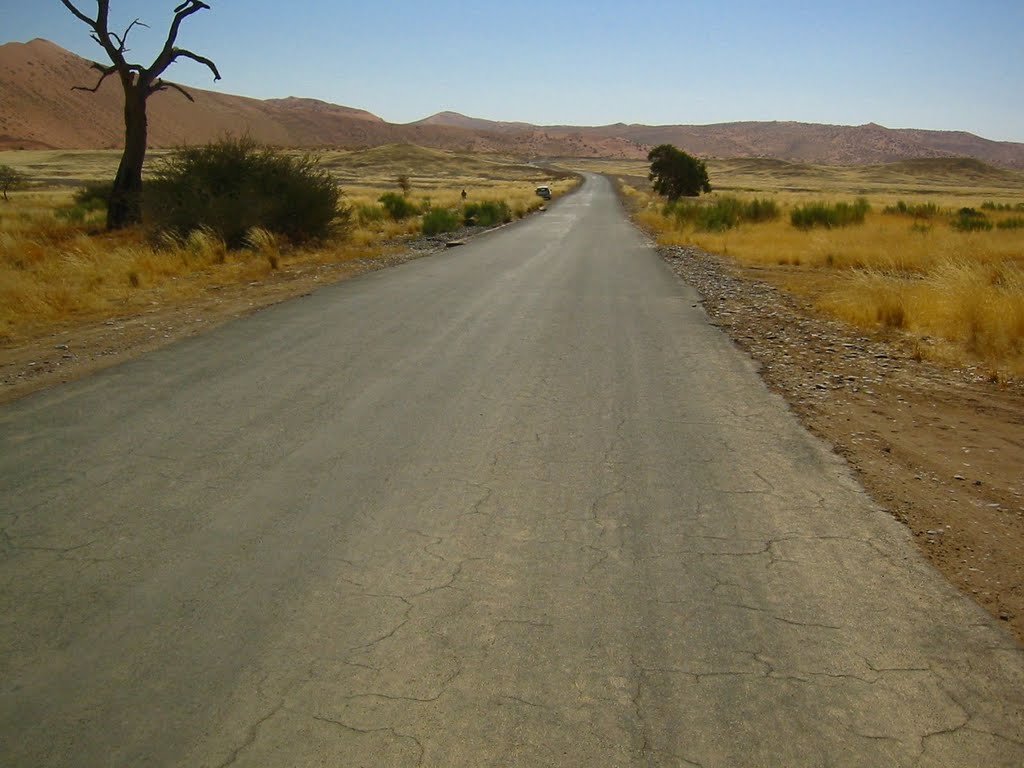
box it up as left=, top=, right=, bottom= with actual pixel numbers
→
left=2, top=0, right=1022, bottom=142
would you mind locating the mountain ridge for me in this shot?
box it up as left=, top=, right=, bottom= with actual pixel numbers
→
left=3, top=39, right=1024, bottom=169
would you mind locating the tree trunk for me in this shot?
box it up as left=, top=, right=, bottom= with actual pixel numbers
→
left=107, top=85, right=148, bottom=230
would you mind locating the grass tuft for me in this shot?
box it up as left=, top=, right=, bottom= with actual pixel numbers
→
left=791, top=198, right=870, bottom=229
left=464, top=199, right=512, bottom=227
left=422, top=208, right=461, bottom=236
left=952, top=208, right=993, bottom=232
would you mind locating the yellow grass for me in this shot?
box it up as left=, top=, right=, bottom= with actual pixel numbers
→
left=0, top=191, right=380, bottom=343
left=611, top=161, right=1024, bottom=377
left=0, top=145, right=580, bottom=346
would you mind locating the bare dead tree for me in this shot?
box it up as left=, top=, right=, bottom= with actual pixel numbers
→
left=61, top=1, right=221, bottom=229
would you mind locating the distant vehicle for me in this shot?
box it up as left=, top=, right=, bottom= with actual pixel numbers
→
left=535, top=185, right=552, bottom=200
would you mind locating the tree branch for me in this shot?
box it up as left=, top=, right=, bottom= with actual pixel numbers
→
left=174, top=0, right=210, bottom=15
left=70, top=62, right=118, bottom=93
left=63, top=0, right=127, bottom=70
left=151, top=1, right=211, bottom=77
left=59, top=0, right=96, bottom=28
left=111, top=19, right=150, bottom=54
left=169, top=48, right=222, bottom=81
left=150, top=79, right=196, bottom=102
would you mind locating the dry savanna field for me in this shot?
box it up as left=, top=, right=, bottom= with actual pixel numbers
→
left=2, top=146, right=1024, bottom=383
left=566, top=156, right=1024, bottom=379
left=0, top=144, right=575, bottom=345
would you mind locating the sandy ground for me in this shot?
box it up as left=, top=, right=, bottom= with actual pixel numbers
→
left=2, top=233, right=1021, bottom=645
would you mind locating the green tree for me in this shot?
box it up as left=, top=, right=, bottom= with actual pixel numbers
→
left=647, top=144, right=711, bottom=200
left=0, top=165, right=28, bottom=201
left=61, top=1, right=221, bottom=230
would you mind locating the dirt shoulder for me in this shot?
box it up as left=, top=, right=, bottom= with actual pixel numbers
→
left=661, top=245, right=1024, bottom=644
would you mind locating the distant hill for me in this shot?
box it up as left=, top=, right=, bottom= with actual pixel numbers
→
left=412, top=111, right=535, bottom=133
left=3, top=39, right=1024, bottom=169
left=0, top=39, right=642, bottom=157
left=420, top=113, right=1024, bottom=170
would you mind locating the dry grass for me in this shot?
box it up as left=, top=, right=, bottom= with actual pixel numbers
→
left=318, top=144, right=572, bottom=192
left=605, top=158, right=1024, bottom=377
left=0, top=190, right=388, bottom=343
left=0, top=144, right=575, bottom=195
left=1, top=144, right=579, bottom=345
left=330, top=145, right=575, bottom=245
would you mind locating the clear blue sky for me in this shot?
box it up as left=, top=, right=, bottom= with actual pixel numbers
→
left=4, top=0, right=1023, bottom=142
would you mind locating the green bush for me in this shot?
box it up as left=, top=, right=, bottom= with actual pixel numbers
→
left=981, top=201, right=1024, bottom=212
left=72, top=181, right=113, bottom=211
left=883, top=200, right=941, bottom=219
left=742, top=197, right=781, bottom=223
left=464, top=200, right=512, bottom=227
left=356, top=203, right=386, bottom=224
left=665, top=195, right=779, bottom=232
left=663, top=199, right=697, bottom=225
left=145, top=137, right=348, bottom=248
left=791, top=198, right=870, bottom=230
left=696, top=197, right=743, bottom=232
left=378, top=192, right=419, bottom=221
left=951, top=207, right=993, bottom=232
left=54, top=182, right=111, bottom=223
left=996, top=216, right=1024, bottom=230
left=422, top=207, right=461, bottom=236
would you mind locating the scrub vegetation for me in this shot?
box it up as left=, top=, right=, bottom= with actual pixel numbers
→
left=0, top=143, right=577, bottom=344
left=597, top=156, right=1024, bottom=377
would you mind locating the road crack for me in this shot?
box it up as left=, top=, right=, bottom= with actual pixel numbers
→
left=310, top=714, right=425, bottom=766
left=213, top=700, right=284, bottom=768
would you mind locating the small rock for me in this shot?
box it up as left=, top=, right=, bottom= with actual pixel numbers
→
left=954, top=474, right=965, bottom=481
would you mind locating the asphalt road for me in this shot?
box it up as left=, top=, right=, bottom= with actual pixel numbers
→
left=2, top=175, right=1022, bottom=766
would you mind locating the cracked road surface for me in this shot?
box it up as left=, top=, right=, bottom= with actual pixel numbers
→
left=1, top=175, right=1023, bottom=766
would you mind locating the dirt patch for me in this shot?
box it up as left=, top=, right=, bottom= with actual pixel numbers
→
left=661, top=244, right=1024, bottom=644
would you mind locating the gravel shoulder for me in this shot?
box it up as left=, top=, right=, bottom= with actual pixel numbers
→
left=661, top=244, right=1024, bottom=643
